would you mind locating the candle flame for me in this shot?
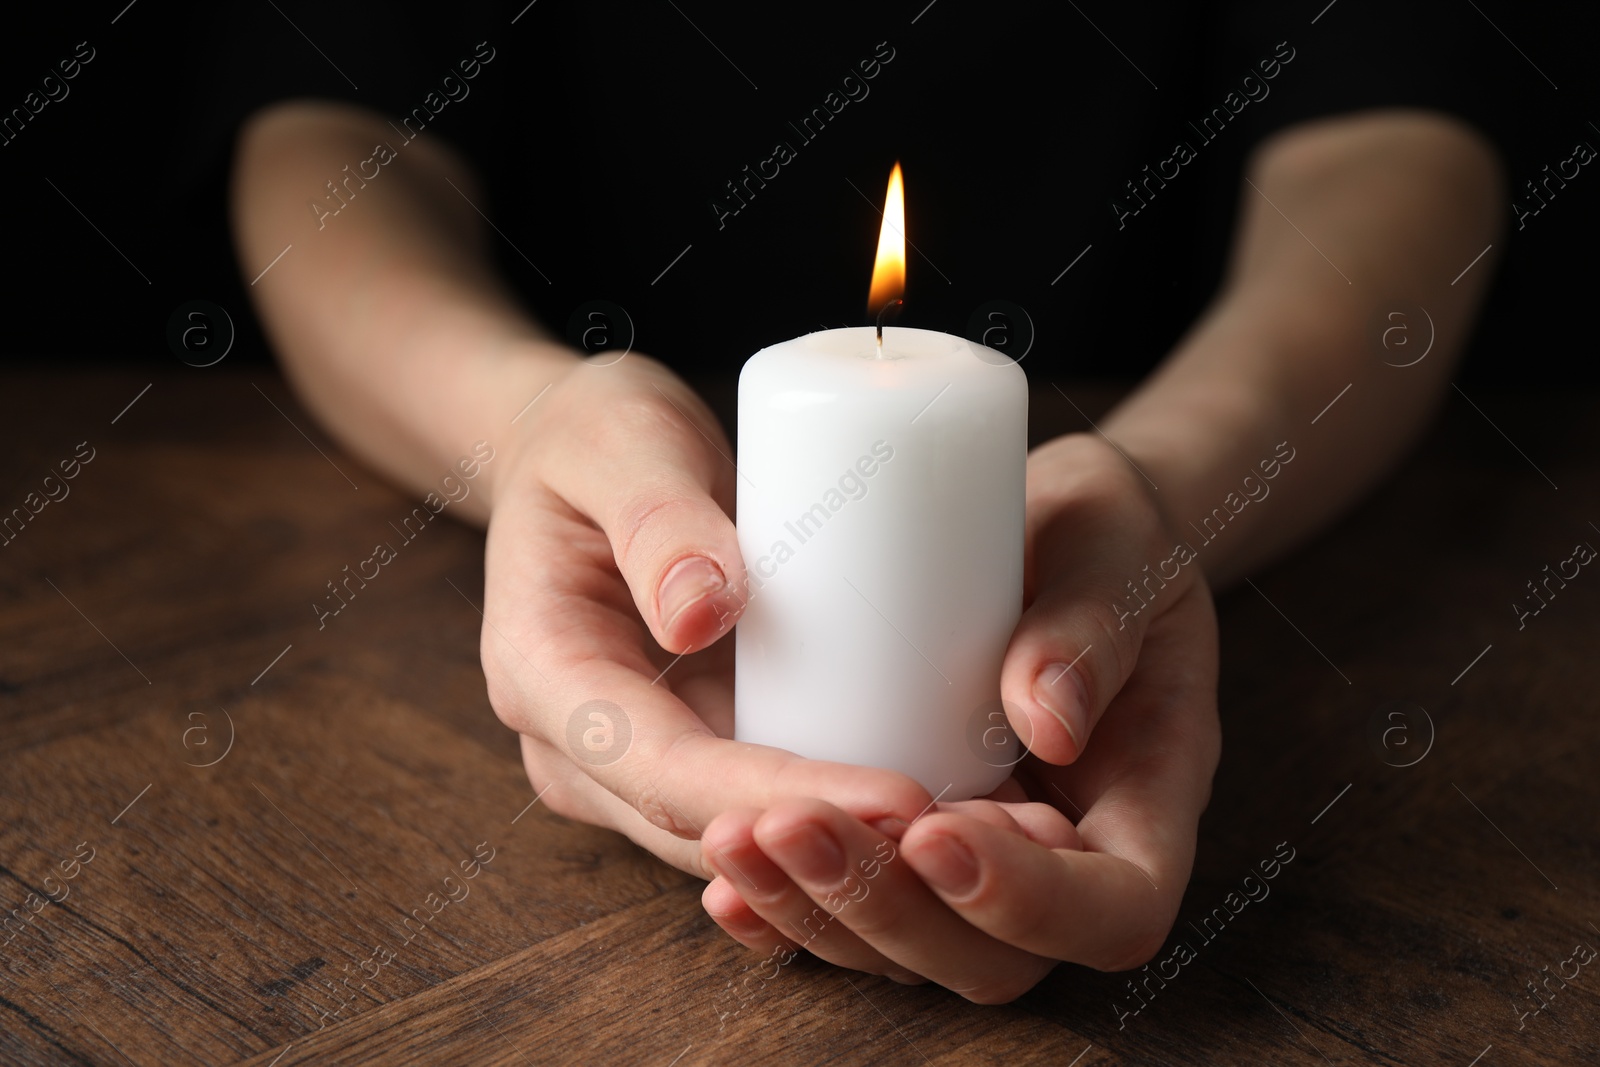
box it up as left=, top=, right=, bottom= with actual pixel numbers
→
left=868, top=162, right=906, bottom=318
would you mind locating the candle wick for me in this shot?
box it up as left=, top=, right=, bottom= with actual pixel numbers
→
left=873, top=298, right=904, bottom=358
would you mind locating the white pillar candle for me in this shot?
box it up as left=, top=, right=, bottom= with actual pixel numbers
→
left=734, top=325, right=1027, bottom=799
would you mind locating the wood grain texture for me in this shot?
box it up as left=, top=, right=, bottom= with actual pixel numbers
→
left=0, top=368, right=1595, bottom=1066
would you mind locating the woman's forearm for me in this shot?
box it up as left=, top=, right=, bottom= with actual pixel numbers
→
left=231, top=100, right=575, bottom=524
left=1101, top=110, right=1506, bottom=588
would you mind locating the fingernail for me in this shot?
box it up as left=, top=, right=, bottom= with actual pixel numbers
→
left=708, top=908, right=769, bottom=939
left=771, top=823, right=845, bottom=883
left=1034, top=661, right=1088, bottom=751
left=658, top=555, right=726, bottom=632
left=914, top=834, right=979, bottom=895
left=708, top=843, right=784, bottom=897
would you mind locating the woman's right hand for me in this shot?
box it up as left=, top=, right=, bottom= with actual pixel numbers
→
left=478, top=349, right=935, bottom=875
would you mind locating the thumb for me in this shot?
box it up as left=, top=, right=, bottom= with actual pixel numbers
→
left=999, top=536, right=1165, bottom=765
left=546, top=379, right=749, bottom=655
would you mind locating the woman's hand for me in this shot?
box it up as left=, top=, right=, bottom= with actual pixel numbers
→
left=698, top=434, right=1221, bottom=1001
left=480, top=351, right=935, bottom=874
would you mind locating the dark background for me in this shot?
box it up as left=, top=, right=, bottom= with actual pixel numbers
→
left=2, top=0, right=1596, bottom=384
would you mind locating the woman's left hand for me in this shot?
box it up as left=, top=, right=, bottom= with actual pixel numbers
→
left=698, top=433, right=1222, bottom=1003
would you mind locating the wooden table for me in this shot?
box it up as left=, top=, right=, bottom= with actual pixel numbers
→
left=1, top=369, right=1595, bottom=1066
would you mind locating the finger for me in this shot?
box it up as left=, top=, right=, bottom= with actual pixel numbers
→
left=931, top=799, right=1024, bottom=836
left=540, top=363, right=750, bottom=654
left=1000, top=467, right=1174, bottom=764
left=936, top=799, right=1082, bottom=851
left=869, top=793, right=1055, bottom=845
left=751, top=801, right=1055, bottom=1002
left=902, top=812, right=1171, bottom=970
left=702, top=807, right=909, bottom=981
left=703, top=876, right=784, bottom=952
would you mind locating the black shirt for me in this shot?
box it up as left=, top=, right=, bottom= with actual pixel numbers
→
left=5, top=1, right=1593, bottom=382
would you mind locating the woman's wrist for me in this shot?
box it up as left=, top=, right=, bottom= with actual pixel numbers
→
left=1099, top=326, right=1294, bottom=587
left=1033, top=375, right=1287, bottom=593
